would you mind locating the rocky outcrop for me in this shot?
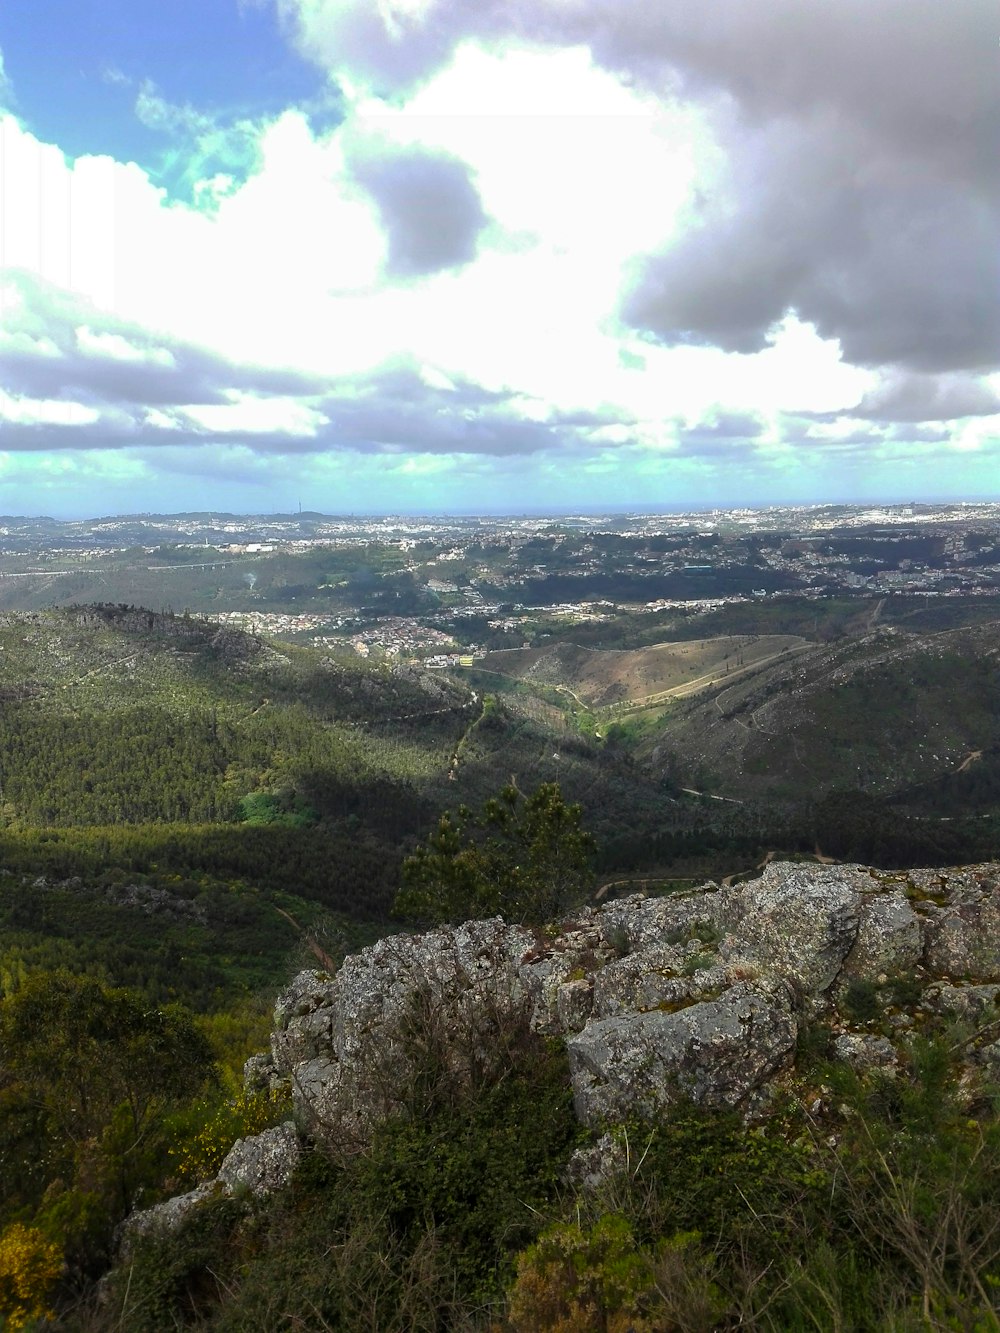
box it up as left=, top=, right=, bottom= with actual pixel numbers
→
left=568, top=982, right=797, bottom=1124
left=121, top=1122, right=299, bottom=1251
left=267, top=860, right=1000, bottom=1143
left=128, top=859, right=1000, bottom=1246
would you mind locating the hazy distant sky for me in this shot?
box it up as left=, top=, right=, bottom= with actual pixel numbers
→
left=0, top=1, right=997, bottom=516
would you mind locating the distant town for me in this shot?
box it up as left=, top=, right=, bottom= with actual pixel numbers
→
left=2, top=502, right=999, bottom=661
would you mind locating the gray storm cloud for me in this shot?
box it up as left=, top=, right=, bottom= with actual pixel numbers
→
left=674, top=410, right=766, bottom=458
left=0, top=309, right=621, bottom=460
left=277, top=0, right=999, bottom=375
left=347, top=143, right=488, bottom=277
left=621, top=120, right=999, bottom=373
left=851, top=372, right=1000, bottom=423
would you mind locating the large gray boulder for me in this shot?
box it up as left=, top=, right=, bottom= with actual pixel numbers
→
left=217, top=1122, right=301, bottom=1197
left=567, top=983, right=797, bottom=1125
left=718, top=862, right=869, bottom=993
left=841, top=891, right=923, bottom=982
left=918, top=868, right=1000, bottom=981
left=833, top=1033, right=898, bottom=1072
left=593, top=944, right=700, bottom=1017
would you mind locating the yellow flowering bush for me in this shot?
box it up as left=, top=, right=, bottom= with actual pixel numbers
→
left=169, top=1087, right=289, bottom=1186
left=0, top=1223, right=62, bottom=1330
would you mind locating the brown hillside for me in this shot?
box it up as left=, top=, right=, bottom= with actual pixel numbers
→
left=479, top=635, right=809, bottom=708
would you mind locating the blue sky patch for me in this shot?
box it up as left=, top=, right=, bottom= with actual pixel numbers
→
left=1, top=0, right=332, bottom=195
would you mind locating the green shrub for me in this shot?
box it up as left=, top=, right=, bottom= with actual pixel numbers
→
left=842, top=978, right=880, bottom=1024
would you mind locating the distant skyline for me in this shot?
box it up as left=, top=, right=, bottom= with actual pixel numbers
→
left=8, top=498, right=1000, bottom=527
left=1, top=1, right=997, bottom=517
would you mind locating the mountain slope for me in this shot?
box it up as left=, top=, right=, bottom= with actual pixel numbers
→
left=650, top=621, right=1000, bottom=804
left=479, top=634, right=808, bottom=708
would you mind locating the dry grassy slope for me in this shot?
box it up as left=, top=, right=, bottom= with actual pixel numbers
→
left=479, top=634, right=808, bottom=708
left=653, top=621, right=1000, bottom=802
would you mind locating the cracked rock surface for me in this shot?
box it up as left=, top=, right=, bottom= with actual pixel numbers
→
left=127, top=859, right=1000, bottom=1244
left=271, top=860, right=1000, bottom=1145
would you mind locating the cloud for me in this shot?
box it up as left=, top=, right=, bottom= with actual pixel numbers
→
left=0, top=295, right=625, bottom=461
left=310, top=362, right=593, bottom=455
left=680, top=409, right=765, bottom=442
left=849, top=371, right=1000, bottom=423
left=672, top=409, right=766, bottom=458
left=279, top=1, right=996, bottom=187
left=131, top=443, right=282, bottom=485
left=4, top=4, right=996, bottom=512
left=0, top=270, right=329, bottom=408
left=276, top=0, right=1000, bottom=375
left=779, top=413, right=889, bottom=449
left=347, top=140, right=488, bottom=275
left=133, top=80, right=266, bottom=202
left=622, top=123, right=1000, bottom=373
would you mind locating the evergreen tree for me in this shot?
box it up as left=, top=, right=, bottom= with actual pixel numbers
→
left=394, top=782, right=596, bottom=926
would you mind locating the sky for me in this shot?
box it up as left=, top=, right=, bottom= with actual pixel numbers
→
left=0, top=1, right=997, bottom=518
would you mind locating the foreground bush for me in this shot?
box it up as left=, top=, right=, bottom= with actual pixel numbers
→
left=0, top=1223, right=62, bottom=1330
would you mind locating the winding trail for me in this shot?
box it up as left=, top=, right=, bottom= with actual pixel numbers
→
left=955, top=749, right=983, bottom=773
left=447, top=692, right=485, bottom=780
left=679, top=787, right=744, bottom=804
left=611, top=641, right=813, bottom=716
left=65, top=652, right=143, bottom=687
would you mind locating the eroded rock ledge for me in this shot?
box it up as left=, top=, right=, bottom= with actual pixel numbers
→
left=129, top=860, right=1000, bottom=1235
left=266, top=860, right=1000, bottom=1140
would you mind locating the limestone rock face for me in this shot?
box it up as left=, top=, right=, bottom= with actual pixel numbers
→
left=842, top=893, right=922, bottom=982
left=124, top=858, right=1000, bottom=1255
left=597, top=890, right=722, bottom=956
left=718, top=863, right=869, bottom=993
left=919, top=869, right=1000, bottom=980
left=833, top=1033, right=898, bottom=1071
left=217, top=1122, right=300, bottom=1197
left=260, top=860, right=1000, bottom=1153
left=517, top=916, right=613, bottom=1035
left=593, top=945, right=698, bottom=1018
left=120, top=1182, right=219, bottom=1253
left=924, top=983, right=1000, bottom=1021
left=271, top=918, right=535, bottom=1145
left=567, top=983, right=797, bottom=1126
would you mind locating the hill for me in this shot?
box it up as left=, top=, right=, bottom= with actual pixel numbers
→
left=0, top=606, right=700, bottom=1011
left=650, top=621, right=1000, bottom=806
left=3, top=605, right=1000, bottom=1017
